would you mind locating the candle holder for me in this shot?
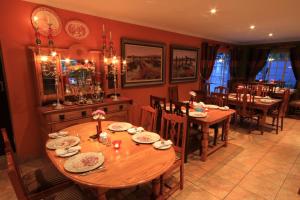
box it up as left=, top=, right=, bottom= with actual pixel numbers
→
left=112, top=140, right=121, bottom=149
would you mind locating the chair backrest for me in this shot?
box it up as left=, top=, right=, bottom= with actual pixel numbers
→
left=256, top=84, right=268, bottom=97
left=201, top=83, right=210, bottom=97
left=168, top=86, right=179, bottom=102
left=212, top=86, right=229, bottom=106
left=278, top=89, right=291, bottom=117
left=1, top=128, right=28, bottom=200
left=170, top=101, right=189, bottom=117
left=150, top=95, right=166, bottom=133
left=206, top=94, right=225, bottom=107
left=160, top=112, right=187, bottom=162
left=236, top=87, right=255, bottom=116
left=214, top=86, right=228, bottom=95
left=140, top=105, right=157, bottom=132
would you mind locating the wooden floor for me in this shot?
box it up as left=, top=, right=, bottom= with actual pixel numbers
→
left=1, top=117, right=300, bottom=200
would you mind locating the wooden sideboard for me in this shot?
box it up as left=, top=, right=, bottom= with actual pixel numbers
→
left=39, top=97, right=132, bottom=140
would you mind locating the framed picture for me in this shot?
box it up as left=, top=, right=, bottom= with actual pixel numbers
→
left=170, top=45, right=199, bottom=83
left=121, top=38, right=166, bottom=87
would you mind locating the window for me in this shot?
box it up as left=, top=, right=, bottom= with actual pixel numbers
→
left=256, top=51, right=296, bottom=88
left=209, top=52, right=230, bottom=92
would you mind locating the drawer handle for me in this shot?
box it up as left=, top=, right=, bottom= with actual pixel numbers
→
left=59, top=114, right=65, bottom=121
left=81, top=111, right=87, bottom=117
left=119, top=105, right=124, bottom=110
left=104, top=107, right=108, bottom=113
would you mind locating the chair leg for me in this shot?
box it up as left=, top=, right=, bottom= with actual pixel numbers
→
left=281, top=117, right=284, bottom=131
left=276, top=116, right=279, bottom=134
left=272, top=117, right=275, bottom=126
left=213, top=127, right=218, bottom=145
left=180, top=165, right=184, bottom=190
left=257, top=116, right=263, bottom=135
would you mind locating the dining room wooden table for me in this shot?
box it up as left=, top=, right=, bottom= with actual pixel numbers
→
left=45, top=121, right=176, bottom=200
left=227, top=93, right=282, bottom=130
left=189, top=108, right=236, bottom=162
left=164, top=102, right=235, bottom=162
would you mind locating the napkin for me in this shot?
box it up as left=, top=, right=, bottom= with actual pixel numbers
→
left=156, top=140, right=173, bottom=148
left=55, top=146, right=81, bottom=156
left=48, top=131, right=68, bottom=139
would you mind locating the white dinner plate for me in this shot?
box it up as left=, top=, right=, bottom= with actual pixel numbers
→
left=56, top=149, right=79, bottom=157
left=152, top=141, right=172, bottom=150
left=189, top=112, right=207, bottom=118
left=64, top=152, right=104, bottom=173
left=205, top=104, right=219, bottom=109
left=260, top=99, right=274, bottom=103
left=219, top=106, right=229, bottom=111
left=46, top=136, right=80, bottom=150
left=108, top=122, right=132, bottom=132
left=132, top=131, right=160, bottom=144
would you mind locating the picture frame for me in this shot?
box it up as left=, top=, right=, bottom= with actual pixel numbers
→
left=169, top=45, right=199, bottom=83
left=121, top=38, right=166, bottom=87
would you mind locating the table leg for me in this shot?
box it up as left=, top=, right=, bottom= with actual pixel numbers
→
left=152, top=178, right=161, bottom=199
left=260, top=109, right=268, bottom=132
left=97, top=188, right=107, bottom=200
left=224, top=116, right=231, bottom=147
left=201, top=124, right=209, bottom=161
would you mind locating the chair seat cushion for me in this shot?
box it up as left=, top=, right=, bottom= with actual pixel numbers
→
left=45, top=185, right=95, bottom=200
left=22, top=164, right=70, bottom=194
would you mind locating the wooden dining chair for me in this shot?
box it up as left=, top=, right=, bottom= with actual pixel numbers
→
left=1, top=128, right=95, bottom=200
left=168, top=85, right=179, bottom=102
left=169, top=101, right=200, bottom=163
left=159, top=112, right=187, bottom=199
left=269, top=89, right=290, bottom=134
left=140, top=105, right=157, bottom=132
left=150, top=95, right=166, bottom=133
left=214, top=86, right=228, bottom=95
left=236, top=88, right=263, bottom=134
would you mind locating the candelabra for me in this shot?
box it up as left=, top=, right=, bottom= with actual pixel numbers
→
left=101, top=25, right=127, bottom=101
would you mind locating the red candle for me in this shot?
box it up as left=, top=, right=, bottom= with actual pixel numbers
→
left=112, top=140, right=121, bottom=149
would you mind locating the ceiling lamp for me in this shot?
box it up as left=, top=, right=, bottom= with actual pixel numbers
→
left=249, top=25, right=255, bottom=30
left=268, top=33, right=273, bottom=37
left=210, top=8, right=217, bottom=14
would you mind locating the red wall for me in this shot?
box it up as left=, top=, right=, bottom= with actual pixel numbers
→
left=0, top=0, right=229, bottom=161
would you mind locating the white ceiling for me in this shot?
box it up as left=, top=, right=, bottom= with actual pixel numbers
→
left=24, top=0, right=300, bottom=44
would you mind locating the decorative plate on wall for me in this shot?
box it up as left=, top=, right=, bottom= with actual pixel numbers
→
left=65, top=20, right=90, bottom=40
left=31, top=7, right=62, bottom=36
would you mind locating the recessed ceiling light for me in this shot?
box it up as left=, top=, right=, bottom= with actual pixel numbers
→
left=249, top=25, right=255, bottom=30
left=210, top=8, right=217, bottom=14
left=268, top=33, right=273, bottom=37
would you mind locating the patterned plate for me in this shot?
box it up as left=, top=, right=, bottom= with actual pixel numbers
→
left=189, top=112, right=207, bottom=118
left=132, top=132, right=160, bottom=144
left=64, top=152, right=104, bottom=173
left=108, top=122, right=132, bottom=132
left=46, top=136, right=80, bottom=150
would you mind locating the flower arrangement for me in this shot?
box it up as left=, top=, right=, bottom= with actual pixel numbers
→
left=189, top=91, right=196, bottom=97
left=92, top=109, right=106, bottom=120
left=92, top=109, right=106, bottom=135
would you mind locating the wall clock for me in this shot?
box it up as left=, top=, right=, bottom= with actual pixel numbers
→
left=31, top=6, right=62, bottom=36
left=65, top=20, right=90, bottom=40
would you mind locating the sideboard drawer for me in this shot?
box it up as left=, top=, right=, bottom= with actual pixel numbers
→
left=51, top=118, right=93, bottom=132
left=49, top=108, right=93, bottom=123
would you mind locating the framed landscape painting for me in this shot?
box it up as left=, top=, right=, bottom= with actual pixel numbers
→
left=170, top=45, right=199, bottom=83
left=121, top=38, right=166, bottom=87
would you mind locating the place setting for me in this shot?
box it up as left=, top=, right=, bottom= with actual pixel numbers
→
left=108, top=122, right=133, bottom=132
left=63, top=152, right=105, bottom=176
left=46, top=132, right=82, bottom=158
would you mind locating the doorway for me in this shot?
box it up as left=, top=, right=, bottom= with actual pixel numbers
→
left=0, top=43, right=15, bottom=155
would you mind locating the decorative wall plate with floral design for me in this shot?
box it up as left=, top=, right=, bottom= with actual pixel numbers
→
left=65, top=20, right=90, bottom=40
left=31, top=6, right=62, bottom=36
